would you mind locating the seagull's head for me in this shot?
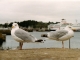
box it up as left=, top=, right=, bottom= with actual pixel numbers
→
left=65, top=25, right=73, bottom=31
left=12, top=23, right=19, bottom=29
left=66, top=25, right=72, bottom=28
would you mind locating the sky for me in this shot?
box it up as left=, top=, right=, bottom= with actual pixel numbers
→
left=0, top=0, right=80, bottom=24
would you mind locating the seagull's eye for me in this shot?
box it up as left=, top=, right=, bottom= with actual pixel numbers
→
left=69, top=27, right=71, bottom=28
left=15, top=24, right=17, bottom=26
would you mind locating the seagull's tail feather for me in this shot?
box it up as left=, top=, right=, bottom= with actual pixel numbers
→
left=35, top=39, right=46, bottom=43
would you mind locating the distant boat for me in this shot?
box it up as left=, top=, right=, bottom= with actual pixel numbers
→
left=48, top=20, right=80, bottom=31
left=48, top=24, right=60, bottom=31
left=48, top=23, right=71, bottom=31
left=60, top=23, right=72, bottom=30
left=71, top=23, right=80, bottom=31
left=48, top=19, right=72, bottom=31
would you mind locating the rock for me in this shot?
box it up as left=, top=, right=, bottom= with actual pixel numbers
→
left=0, top=33, right=6, bottom=47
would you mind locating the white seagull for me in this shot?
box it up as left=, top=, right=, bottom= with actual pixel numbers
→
left=47, top=25, right=74, bottom=48
left=11, top=23, right=44, bottom=50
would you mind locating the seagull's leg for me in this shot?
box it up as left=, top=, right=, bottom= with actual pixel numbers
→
left=19, top=42, right=23, bottom=50
left=62, top=41, right=64, bottom=48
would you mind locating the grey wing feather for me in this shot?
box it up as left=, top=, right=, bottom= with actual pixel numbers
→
left=14, top=29, right=36, bottom=42
left=50, top=30, right=68, bottom=39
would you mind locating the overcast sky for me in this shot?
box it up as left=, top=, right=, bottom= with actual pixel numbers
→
left=0, top=0, right=80, bottom=24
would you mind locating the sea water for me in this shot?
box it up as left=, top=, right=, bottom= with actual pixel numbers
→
left=3, top=31, right=80, bottom=49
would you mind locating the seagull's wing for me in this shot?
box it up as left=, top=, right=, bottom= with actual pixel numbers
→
left=49, top=30, right=68, bottom=40
left=14, top=29, right=37, bottom=42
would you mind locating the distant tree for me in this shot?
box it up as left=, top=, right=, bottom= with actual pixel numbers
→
left=3, top=23, right=8, bottom=28
left=47, top=21, right=55, bottom=24
left=8, top=22, right=13, bottom=27
left=0, top=20, right=60, bottom=28
left=0, top=24, right=3, bottom=27
left=55, top=22, right=60, bottom=24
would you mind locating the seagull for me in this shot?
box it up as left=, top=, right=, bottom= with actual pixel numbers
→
left=11, top=23, right=44, bottom=50
left=46, top=25, right=74, bottom=48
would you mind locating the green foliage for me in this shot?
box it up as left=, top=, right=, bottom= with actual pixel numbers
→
left=0, top=20, right=60, bottom=28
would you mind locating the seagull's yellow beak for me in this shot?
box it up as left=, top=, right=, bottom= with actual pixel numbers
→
left=12, top=26, right=14, bottom=28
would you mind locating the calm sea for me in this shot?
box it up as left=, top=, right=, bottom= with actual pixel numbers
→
left=2, top=31, right=80, bottom=49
